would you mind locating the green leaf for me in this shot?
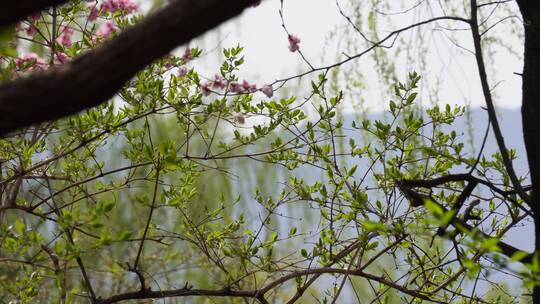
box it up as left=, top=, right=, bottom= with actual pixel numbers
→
left=288, top=227, right=297, bottom=236
left=118, top=230, right=132, bottom=241
left=424, top=199, right=443, bottom=216
left=406, top=92, right=417, bottom=104
left=480, top=238, right=500, bottom=252
left=511, top=251, right=530, bottom=262
left=347, top=165, right=358, bottom=176
left=103, top=201, right=116, bottom=212
left=362, top=221, right=387, bottom=232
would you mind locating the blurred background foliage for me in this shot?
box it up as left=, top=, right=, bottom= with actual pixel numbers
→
left=0, top=0, right=532, bottom=303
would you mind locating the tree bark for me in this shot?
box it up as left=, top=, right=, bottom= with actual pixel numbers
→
left=1, top=1, right=71, bottom=27
left=0, top=0, right=256, bottom=135
left=517, top=0, right=540, bottom=302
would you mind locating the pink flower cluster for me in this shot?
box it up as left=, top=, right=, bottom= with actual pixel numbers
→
left=57, top=26, right=74, bottom=47
left=288, top=34, right=301, bottom=52
left=178, top=66, right=188, bottom=77
left=13, top=51, right=71, bottom=74
left=88, top=4, right=99, bottom=21
left=15, top=53, right=48, bottom=71
left=87, top=0, right=137, bottom=22
left=162, top=54, right=173, bottom=69
left=19, top=13, right=41, bottom=36
left=96, top=20, right=116, bottom=38
left=200, top=82, right=211, bottom=96
left=231, top=80, right=257, bottom=94
left=26, top=23, right=37, bottom=36
left=261, top=84, right=273, bottom=98
left=54, top=52, right=71, bottom=65
left=101, top=0, right=138, bottom=15
left=213, top=75, right=227, bottom=90
left=162, top=49, right=193, bottom=73
left=182, top=48, right=192, bottom=62
left=200, top=75, right=274, bottom=98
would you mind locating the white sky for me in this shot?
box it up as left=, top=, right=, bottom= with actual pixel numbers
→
left=185, top=0, right=524, bottom=112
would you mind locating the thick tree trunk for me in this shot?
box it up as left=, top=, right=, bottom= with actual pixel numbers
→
left=519, top=1, right=540, bottom=302
left=0, top=1, right=71, bottom=27
left=0, top=0, right=255, bottom=135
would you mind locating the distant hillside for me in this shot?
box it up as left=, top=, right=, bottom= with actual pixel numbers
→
left=459, top=107, right=528, bottom=177
left=342, top=107, right=528, bottom=177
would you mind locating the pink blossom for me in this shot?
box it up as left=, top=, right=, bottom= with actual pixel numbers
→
left=96, top=20, right=115, bottom=38
left=15, top=53, right=38, bottom=67
left=261, top=84, right=273, bottom=98
left=163, top=54, right=173, bottom=69
left=241, top=80, right=257, bottom=93
left=58, top=34, right=71, bottom=47
left=201, top=82, right=211, bottom=96
left=54, top=52, right=71, bottom=65
left=249, top=84, right=257, bottom=93
left=101, top=0, right=138, bottom=14
left=57, top=26, right=74, bottom=47
left=24, top=14, right=40, bottom=35
left=26, top=23, right=37, bottom=36
left=178, top=66, right=188, bottom=77
left=182, top=48, right=192, bottom=62
left=29, top=13, right=41, bottom=23
left=15, top=53, right=48, bottom=71
left=212, top=74, right=226, bottom=90
left=235, top=113, right=246, bottom=125
left=88, top=4, right=99, bottom=21
left=288, top=34, right=301, bottom=52
left=242, top=80, right=251, bottom=92
left=228, top=81, right=242, bottom=93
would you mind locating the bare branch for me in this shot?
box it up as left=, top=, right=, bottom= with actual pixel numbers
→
left=469, top=0, right=531, bottom=204
left=95, top=266, right=443, bottom=304
left=397, top=179, right=534, bottom=264
left=273, top=16, right=470, bottom=87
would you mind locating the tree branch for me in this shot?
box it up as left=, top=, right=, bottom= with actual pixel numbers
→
left=469, top=0, right=531, bottom=204
left=397, top=178, right=534, bottom=264
left=95, top=286, right=259, bottom=304
left=0, top=0, right=257, bottom=135
left=401, top=173, right=532, bottom=202
left=95, top=267, right=442, bottom=304
left=0, top=1, right=71, bottom=28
